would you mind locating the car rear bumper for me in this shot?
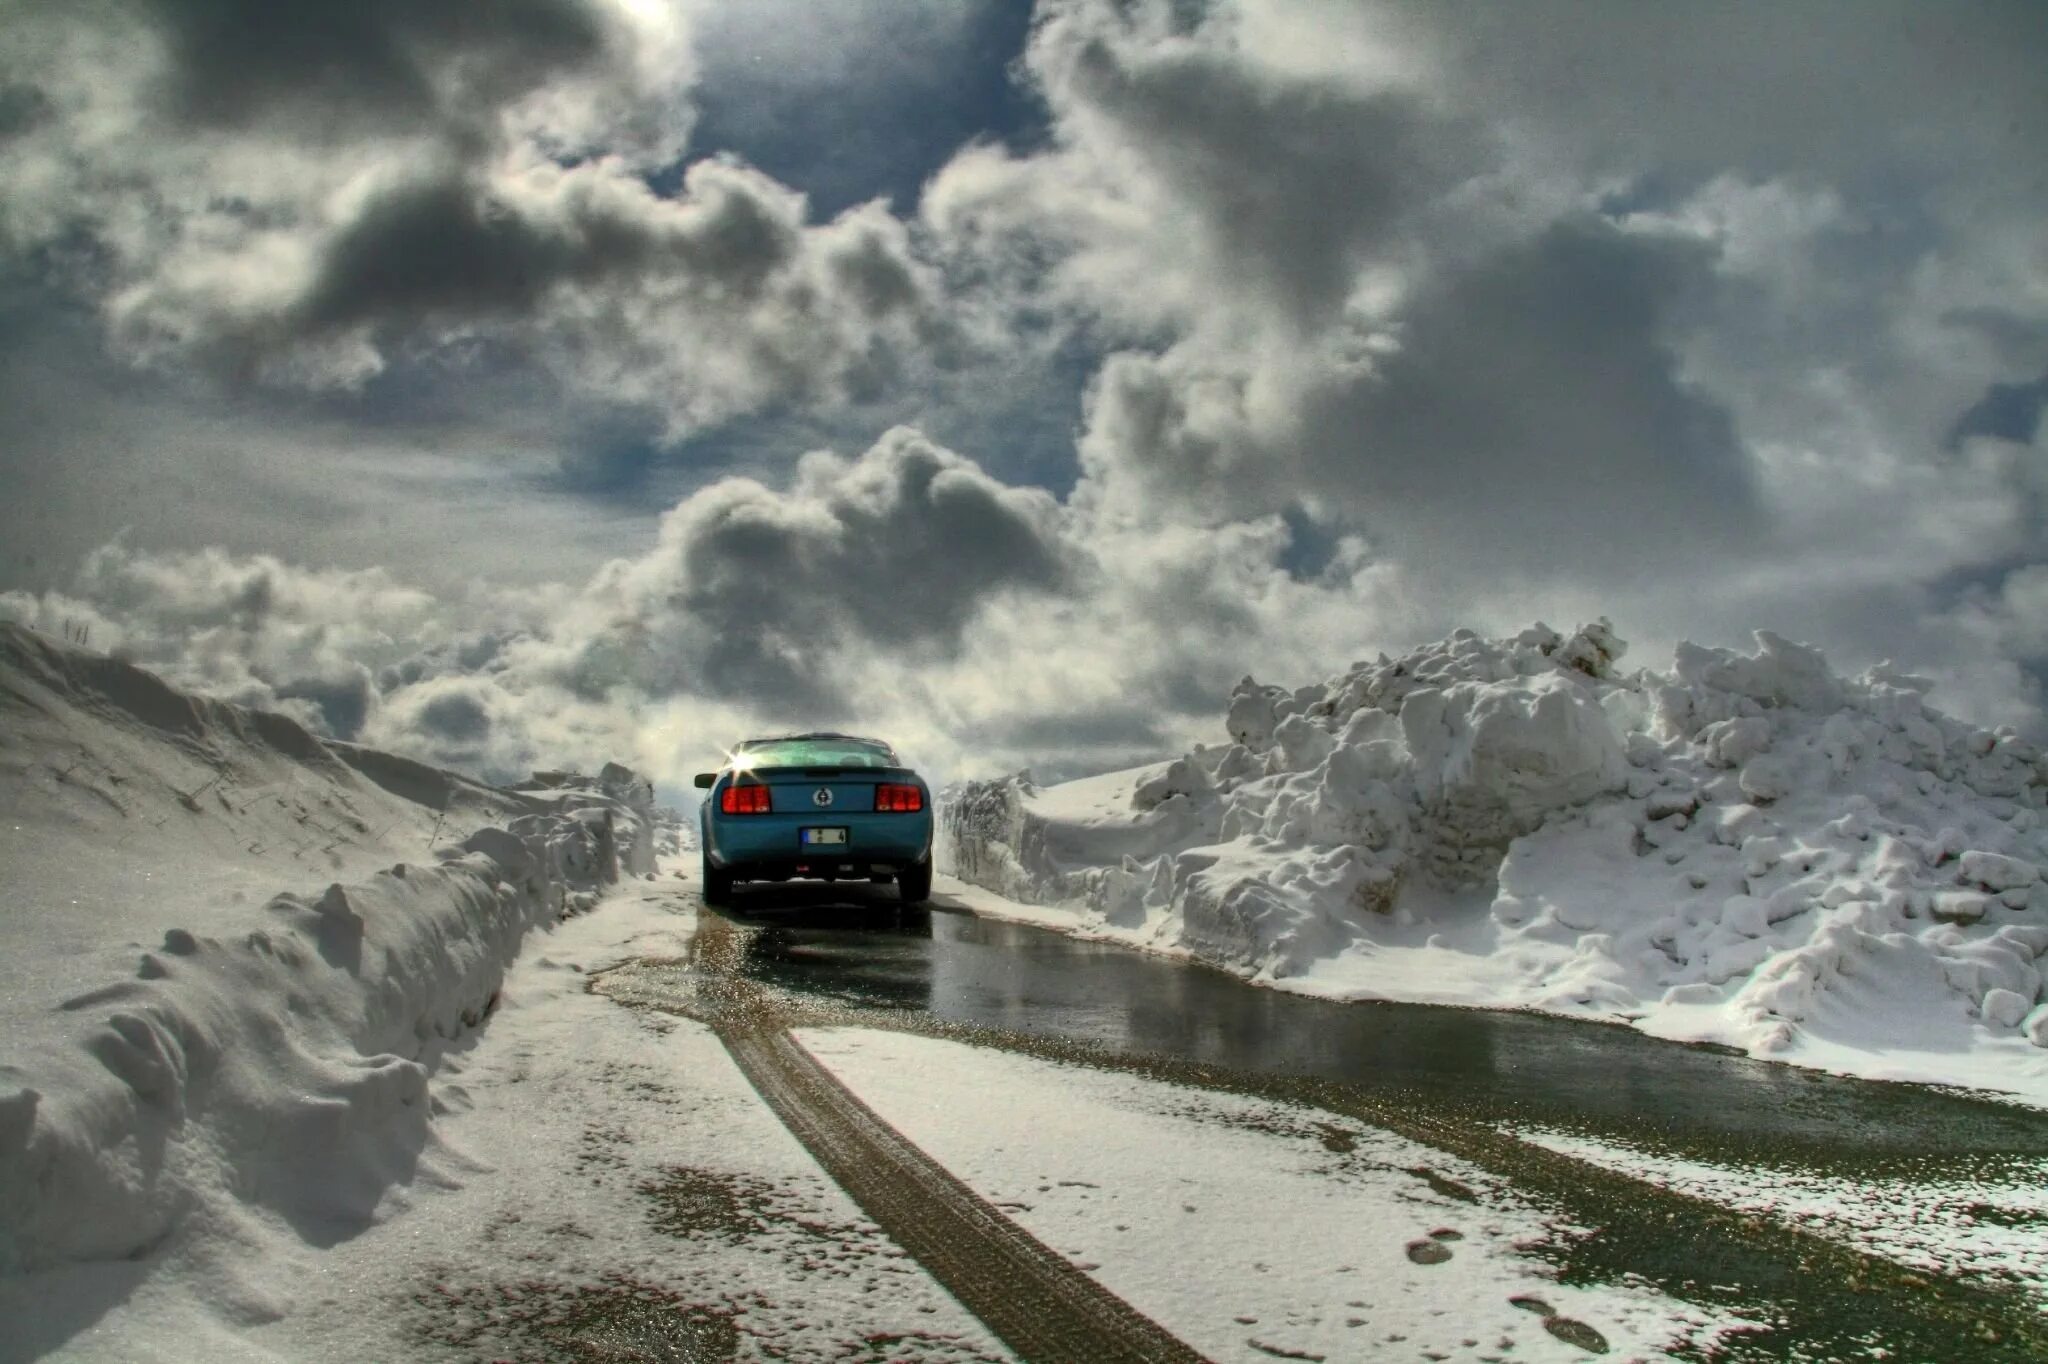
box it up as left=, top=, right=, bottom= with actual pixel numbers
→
left=714, top=856, right=922, bottom=883
left=705, top=812, right=932, bottom=876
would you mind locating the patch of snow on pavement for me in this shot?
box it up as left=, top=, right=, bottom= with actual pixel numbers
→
left=796, top=1025, right=1758, bottom=1363
left=1511, top=1127, right=2048, bottom=1309
left=943, top=622, right=2048, bottom=1104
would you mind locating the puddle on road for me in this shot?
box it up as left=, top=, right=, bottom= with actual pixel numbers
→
left=591, top=888, right=2048, bottom=1362
left=620, top=887, right=2048, bottom=1173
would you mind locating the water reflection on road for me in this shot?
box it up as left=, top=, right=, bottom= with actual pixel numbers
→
left=707, top=881, right=2048, bottom=1164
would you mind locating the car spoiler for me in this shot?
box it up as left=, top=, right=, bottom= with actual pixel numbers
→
left=729, top=765, right=922, bottom=782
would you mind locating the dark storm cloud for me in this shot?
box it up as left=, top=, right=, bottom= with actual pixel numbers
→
left=0, top=0, right=967, bottom=435
left=1947, top=372, right=2048, bottom=452
left=278, top=153, right=823, bottom=341
left=275, top=672, right=375, bottom=739
left=416, top=687, right=494, bottom=743
left=131, top=0, right=612, bottom=134
left=114, top=143, right=944, bottom=425
left=971, top=2, right=1762, bottom=585
left=1045, top=12, right=1463, bottom=332
left=569, top=427, right=1075, bottom=709
left=3, top=0, right=980, bottom=444
left=0, top=84, right=52, bottom=140
left=1310, top=218, right=1756, bottom=563
left=290, top=173, right=683, bottom=333
left=823, top=223, right=925, bottom=319
left=298, top=178, right=583, bottom=330
left=1085, top=217, right=1757, bottom=577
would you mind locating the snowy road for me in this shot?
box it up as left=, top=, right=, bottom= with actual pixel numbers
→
left=21, top=876, right=2048, bottom=1362
left=584, top=876, right=2048, bottom=1362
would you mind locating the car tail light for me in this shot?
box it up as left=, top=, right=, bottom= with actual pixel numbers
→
left=874, top=783, right=923, bottom=813
left=721, top=783, right=772, bottom=815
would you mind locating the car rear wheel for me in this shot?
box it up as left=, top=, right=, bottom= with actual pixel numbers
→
left=702, top=854, right=734, bottom=906
left=898, top=856, right=932, bottom=905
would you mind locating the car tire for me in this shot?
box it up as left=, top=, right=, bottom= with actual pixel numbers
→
left=898, top=856, right=932, bottom=905
left=703, top=855, right=734, bottom=907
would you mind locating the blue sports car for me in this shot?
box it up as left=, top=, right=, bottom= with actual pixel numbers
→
left=694, top=732, right=934, bottom=907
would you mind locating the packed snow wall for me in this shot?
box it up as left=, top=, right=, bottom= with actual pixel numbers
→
left=942, top=623, right=2048, bottom=1082
left=0, top=623, right=656, bottom=1273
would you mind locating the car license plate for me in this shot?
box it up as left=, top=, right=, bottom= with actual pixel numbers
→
left=801, top=827, right=848, bottom=846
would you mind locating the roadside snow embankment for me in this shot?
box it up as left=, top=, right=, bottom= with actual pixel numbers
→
left=0, top=623, right=653, bottom=1274
left=943, top=622, right=2048, bottom=1100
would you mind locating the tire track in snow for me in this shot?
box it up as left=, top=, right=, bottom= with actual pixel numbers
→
left=715, top=1017, right=1209, bottom=1364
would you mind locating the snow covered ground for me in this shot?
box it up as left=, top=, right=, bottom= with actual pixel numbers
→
left=0, top=623, right=655, bottom=1281
left=7, top=864, right=1774, bottom=1364
left=798, top=1027, right=1756, bottom=1362
left=942, top=622, right=2048, bottom=1106
left=9, top=615, right=2047, bottom=1359
left=5, top=890, right=1012, bottom=1364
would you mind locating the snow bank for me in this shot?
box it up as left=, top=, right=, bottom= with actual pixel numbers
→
left=943, top=622, right=2048, bottom=1100
left=0, top=623, right=654, bottom=1273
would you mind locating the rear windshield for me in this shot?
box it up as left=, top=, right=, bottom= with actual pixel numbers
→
left=735, top=737, right=898, bottom=770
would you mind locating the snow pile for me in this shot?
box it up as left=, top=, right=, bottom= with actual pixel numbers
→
left=943, top=622, right=2048, bottom=1098
left=0, top=622, right=653, bottom=1274
left=510, top=763, right=661, bottom=881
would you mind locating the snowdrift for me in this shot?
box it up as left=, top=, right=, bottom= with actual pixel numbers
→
left=0, top=623, right=654, bottom=1274
left=944, top=623, right=2048, bottom=1101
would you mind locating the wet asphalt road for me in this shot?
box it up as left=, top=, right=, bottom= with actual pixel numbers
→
left=705, top=880, right=2048, bottom=1172
left=596, top=877, right=2048, bottom=1359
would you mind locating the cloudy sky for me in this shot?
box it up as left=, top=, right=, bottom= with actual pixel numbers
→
left=2, top=0, right=2045, bottom=791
